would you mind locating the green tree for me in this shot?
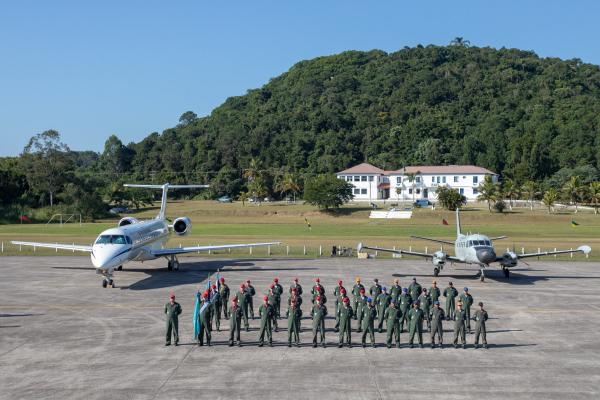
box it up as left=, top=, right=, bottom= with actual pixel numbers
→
left=587, top=182, right=600, bottom=214
left=521, top=181, right=538, bottom=211
left=450, top=37, right=470, bottom=47
left=477, top=176, right=498, bottom=212
left=493, top=200, right=507, bottom=213
left=303, top=175, right=354, bottom=210
left=275, top=172, right=301, bottom=203
left=21, top=130, right=72, bottom=207
left=237, top=191, right=249, bottom=206
left=562, top=176, right=583, bottom=213
left=248, top=175, right=268, bottom=203
left=502, top=178, right=519, bottom=210
left=178, top=111, right=198, bottom=126
left=436, top=186, right=466, bottom=211
left=542, top=188, right=559, bottom=214
left=101, top=135, right=133, bottom=176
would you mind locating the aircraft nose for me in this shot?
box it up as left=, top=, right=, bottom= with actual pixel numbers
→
left=476, top=248, right=496, bottom=264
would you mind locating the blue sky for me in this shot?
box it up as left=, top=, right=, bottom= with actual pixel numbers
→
left=1, top=0, right=599, bottom=156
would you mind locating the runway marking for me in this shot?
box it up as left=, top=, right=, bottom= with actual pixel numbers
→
left=150, top=343, right=196, bottom=399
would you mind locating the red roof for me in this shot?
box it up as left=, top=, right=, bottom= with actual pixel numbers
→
left=338, top=163, right=385, bottom=175
left=390, top=165, right=496, bottom=175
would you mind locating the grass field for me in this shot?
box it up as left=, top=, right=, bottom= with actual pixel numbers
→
left=1, top=200, right=599, bottom=260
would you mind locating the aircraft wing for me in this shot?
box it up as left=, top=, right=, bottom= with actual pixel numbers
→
left=11, top=241, right=93, bottom=252
left=515, top=245, right=591, bottom=260
left=490, top=236, right=508, bottom=241
left=409, top=236, right=454, bottom=245
left=357, top=243, right=463, bottom=262
left=152, top=242, right=281, bottom=256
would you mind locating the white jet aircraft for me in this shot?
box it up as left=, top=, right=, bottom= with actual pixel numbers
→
left=12, top=183, right=280, bottom=288
left=358, top=208, right=591, bottom=282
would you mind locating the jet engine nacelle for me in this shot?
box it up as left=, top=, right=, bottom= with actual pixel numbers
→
left=432, top=251, right=447, bottom=267
left=118, top=217, right=139, bottom=227
left=500, top=251, right=518, bottom=268
left=172, top=217, right=192, bottom=236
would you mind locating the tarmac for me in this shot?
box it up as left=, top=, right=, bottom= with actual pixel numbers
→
left=1, top=256, right=599, bottom=400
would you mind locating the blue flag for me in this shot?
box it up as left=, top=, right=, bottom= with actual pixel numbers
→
left=193, top=292, right=201, bottom=338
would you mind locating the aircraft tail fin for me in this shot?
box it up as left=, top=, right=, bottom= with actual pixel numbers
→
left=123, top=183, right=209, bottom=220
left=456, top=208, right=462, bottom=236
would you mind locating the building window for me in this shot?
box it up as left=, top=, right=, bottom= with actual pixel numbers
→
left=473, top=188, right=478, bottom=195
left=353, top=188, right=360, bottom=195
left=454, top=176, right=459, bottom=183
left=431, top=176, right=435, bottom=182
left=459, top=188, right=464, bottom=195
left=442, top=176, right=446, bottom=184
left=408, top=189, right=413, bottom=194
left=416, top=189, right=421, bottom=194
left=361, top=189, right=367, bottom=195
left=361, top=176, right=367, bottom=182
left=396, top=177, right=401, bottom=184
left=368, top=176, right=374, bottom=182
left=473, top=176, right=478, bottom=184
left=416, top=177, right=421, bottom=183
left=436, top=176, right=440, bottom=183
left=354, top=176, right=360, bottom=182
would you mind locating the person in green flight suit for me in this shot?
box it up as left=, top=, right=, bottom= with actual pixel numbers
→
left=351, top=277, right=365, bottom=320
left=338, top=297, right=354, bottom=348
left=361, top=297, right=377, bottom=348
left=245, top=279, right=256, bottom=319
left=473, top=301, right=489, bottom=349
left=390, top=278, right=402, bottom=304
left=209, top=284, right=221, bottom=332
left=418, top=288, right=432, bottom=331
left=333, top=280, right=345, bottom=332
left=407, top=301, right=425, bottom=348
left=267, top=284, right=279, bottom=332
left=335, top=287, right=348, bottom=332
left=408, top=277, right=422, bottom=303
left=443, top=281, right=458, bottom=321
left=272, top=278, right=284, bottom=319
left=356, top=288, right=368, bottom=333
left=376, top=287, right=391, bottom=333
left=164, top=294, right=182, bottom=346
left=219, top=277, right=230, bottom=319
left=384, top=300, right=401, bottom=348
left=228, top=297, right=243, bottom=347
left=453, top=300, right=467, bottom=349
left=235, top=284, right=250, bottom=331
left=429, top=280, right=441, bottom=305
left=258, top=295, right=275, bottom=347
left=311, top=278, right=325, bottom=301
left=197, top=293, right=212, bottom=346
left=430, top=300, right=445, bottom=349
left=287, top=299, right=302, bottom=347
left=459, top=287, right=474, bottom=333
left=369, top=278, right=382, bottom=298
left=311, top=296, right=328, bottom=347
left=289, top=277, right=303, bottom=296
left=398, top=288, right=412, bottom=333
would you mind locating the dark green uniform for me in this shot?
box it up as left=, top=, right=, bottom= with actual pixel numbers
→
left=390, top=283, right=402, bottom=303
left=235, top=289, right=250, bottom=330
left=338, top=303, right=354, bottom=347
left=164, top=301, right=182, bottom=345
left=245, top=284, right=256, bottom=319
left=197, top=300, right=211, bottom=346
left=267, top=291, right=279, bottom=331
left=369, top=283, right=382, bottom=298
left=335, top=293, right=348, bottom=331
left=355, top=295, right=368, bottom=332
left=398, top=292, right=412, bottom=332
left=376, top=292, right=391, bottom=332
left=289, top=282, right=303, bottom=296
left=333, top=285, right=346, bottom=331
left=258, top=302, right=275, bottom=346
left=444, top=286, right=458, bottom=320
left=272, top=282, right=283, bottom=318
left=453, top=308, right=467, bottom=347
left=311, top=303, right=328, bottom=346
left=384, top=305, right=401, bottom=348
left=219, top=283, right=230, bottom=319
left=459, top=292, right=474, bottom=332
left=429, top=286, right=441, bottom=304
left=408, top=281, right=422, bottom=302
left=351, top=283, right=365, bottom=319
left=310, top=291, right=327, bottom=308
left=210, top=290, right=222, bottom=331
left=430, top=306, right=445, bottom=346
left=361, top=304, right=377, bottom=346
left=408, top=307, right=425, bottom=346
left=418, top=292, right=432, bottom=330
left=229, top=302, right=243, bottom=346
left=287, top=305, right=302, bottom=346
left=311, top=283, right=325, bottom=301
left=473, top=308, right=488, bottom=347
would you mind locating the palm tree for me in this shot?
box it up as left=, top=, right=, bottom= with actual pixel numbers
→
left=477, top=176, right=498, bottom=212
left=542, top=188, right=559, bottom=214
left=450, top=37, right=470, bottom=47
left=275, top=172, right=301, bottom=203
left=521, top=181, right=538, bottom=211
left=588, top=182, right=600, bottom=214
left=237, top=191, right=249, bottom=207
left=562, top=176, right=583, bottom=213
left=248, top=176, right=268, bottom=204
left=503, top=178, right=520, bottom=210
left=395, top=186, right=402, bottom=204
left=243, top=158, right=262, bottom=182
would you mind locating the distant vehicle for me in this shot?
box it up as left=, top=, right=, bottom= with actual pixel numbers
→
left=217, top=196, right=233, bottom=203
left=109, top=207, right=130, bottom=215
left=413, top=199, right=430, bottom=208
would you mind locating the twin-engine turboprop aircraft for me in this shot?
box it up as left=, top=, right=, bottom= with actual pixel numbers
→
left=358, top=208, right=591, bottom=282
left=12, top=183, right=280, bottom=288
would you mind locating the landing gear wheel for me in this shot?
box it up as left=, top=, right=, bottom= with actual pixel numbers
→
left=503, top=268, right=510, bottom=278
left=480, top=268, right=485, bottom=282
left=167, top=261, right=173, bottom=271
left=108, top=279, right=114, bottom=288
left=117, top=265, right=123, bottom=271
left=433, top=267, right=440, bottom=277
left=173, top=261, right=179, bottom=271
left=102, top=279, right=108, bottom=288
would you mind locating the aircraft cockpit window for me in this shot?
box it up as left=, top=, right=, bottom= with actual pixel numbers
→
left=478, top=240, right=485, bottom=245
left=467, top=241, right=473, bottom=246
left=484, top=240, right=491, bottom=246
left=95, top=235, right=128, bottom=245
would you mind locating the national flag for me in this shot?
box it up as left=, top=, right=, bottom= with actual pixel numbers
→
left=442, top=218, right=449, bottom=225
left=571, top=220, right=579, bottom=227
left=304, top=217, right=312, bottom=231
left=193, top=292, right=201, bottom=338
left=19, top=215, right=31, bottom=223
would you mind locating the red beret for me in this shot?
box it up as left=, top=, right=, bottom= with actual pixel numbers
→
left=169, top=294, right=175, bottom=299
left=338, top=280, right=343, bottom=285
left=315, top=278, right=320, bottom=282
left=360, top=288, right=365, bottom=293
left=292, top=288, right=297, bottom=292
left=232, top=297, right=238, bottom=303
left=316, top=296, right=321, bottom=302
left=240, top=284, right=245, bottom=289
left=270, top=283, right=275, bottom=289
left=340, top=288, right=346, bottom=294
left=219, top=277, right=225, bottom=283
left=294, top=278, right=298, bottom=282
left=274, top=278, right=279, bottom=282
left=211, top=284, right=216, bottom=290
left=343, top=297, right=350, bottom=303
left=263, top=295, right=269, bottom=301
left=246, top=279, right=251, bottom=283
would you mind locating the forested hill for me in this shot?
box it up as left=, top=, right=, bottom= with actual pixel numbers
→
left=129, top=45, right=600, bottom=183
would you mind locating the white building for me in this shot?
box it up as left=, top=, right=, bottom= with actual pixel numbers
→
left=337, top=163, right=497, bottom=202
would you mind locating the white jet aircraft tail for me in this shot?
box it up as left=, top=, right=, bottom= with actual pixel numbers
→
left=123, top=183, right=209, bottom=220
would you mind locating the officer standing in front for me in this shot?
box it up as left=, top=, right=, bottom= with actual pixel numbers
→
left=229, top=297, right=243, bottom=347
left=430, top=300, right=445, bottom=349
left=311, top=296, right=328, bottom=347
left=164, top=293, right=182, bottom=346
left=473, top=301, right=489, bottom=349
left=361, top=298, right=377, bottom=348
left=453, top=300, right=467, bottom=349
left=384, top=300, right=401, bottom=348
left=444, top=281, right=458, bottom=320
left=287, top=299, right=302, bottom=347
left=407, top=301, right=425, bottom=348
left=258, top=295, right=275, bottom=347
left=235, top=283, right=250, bottom=331
left=338, top=297, right=353, bottom=348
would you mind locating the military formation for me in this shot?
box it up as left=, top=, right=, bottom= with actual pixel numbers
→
left=164, top=277, right=489, bottom=349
